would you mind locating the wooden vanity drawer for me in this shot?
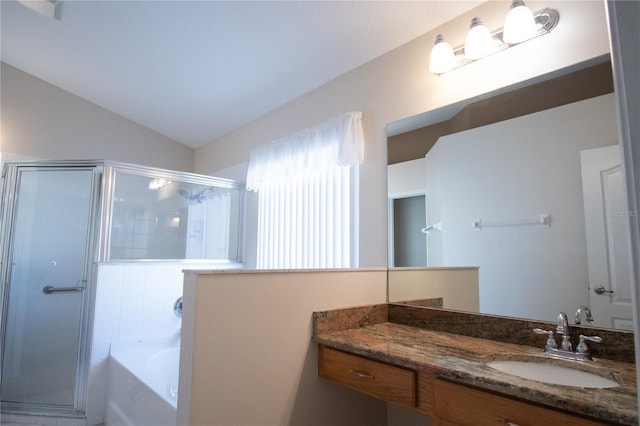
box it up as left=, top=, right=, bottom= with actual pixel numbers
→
left=434, top=379, right=606, bottom=426
left=318, top=345, right=416, bottom=407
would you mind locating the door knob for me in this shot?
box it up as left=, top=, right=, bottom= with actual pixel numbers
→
left=593, top=285, right=614, bottom=295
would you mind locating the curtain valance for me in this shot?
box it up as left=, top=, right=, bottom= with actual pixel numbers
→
left=246, top=111, right=363, bottom=191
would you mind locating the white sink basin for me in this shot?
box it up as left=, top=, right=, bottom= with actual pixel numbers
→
left=486, top=360, right=619, bottom=388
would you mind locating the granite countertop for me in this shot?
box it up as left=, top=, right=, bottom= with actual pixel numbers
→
left=314, top=307, right=638, bottom=425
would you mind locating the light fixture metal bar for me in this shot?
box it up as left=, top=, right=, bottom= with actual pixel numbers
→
left=447, top=8, right=559, bottom=73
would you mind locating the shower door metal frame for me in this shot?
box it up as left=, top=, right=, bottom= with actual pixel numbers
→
left=0, top=160, right=104, bottom=417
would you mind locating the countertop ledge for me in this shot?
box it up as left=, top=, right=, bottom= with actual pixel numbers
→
left=314, top=320, right=638, bottom=425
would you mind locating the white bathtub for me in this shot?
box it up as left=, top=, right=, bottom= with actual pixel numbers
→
left=106, top=341, right=180, bottom=426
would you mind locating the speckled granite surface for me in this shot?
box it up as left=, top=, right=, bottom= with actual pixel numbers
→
left=389, top=304, right=636, bottom=364
left=313, top=304, right=638, bottom=425
left=312, top=303, right=387, bottom=335
left=393, top=297, right=444, bottom=308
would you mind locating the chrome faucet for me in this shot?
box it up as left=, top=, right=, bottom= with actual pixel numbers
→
left=575, top=305, right=594, bottom=325
left=556, top=311, right=572, bottom=351
left=532, top=311, right=602, bottom=361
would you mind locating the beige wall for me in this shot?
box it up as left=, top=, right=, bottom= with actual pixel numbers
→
left=387, top=158, right=426, bottom=198
left=179, top=269, right=389, bottom=426
left=194, top=1, right=611, bottom=268
left=1, top=62, right=194, bottom=171
left=388, top=267, right=479, bottom=312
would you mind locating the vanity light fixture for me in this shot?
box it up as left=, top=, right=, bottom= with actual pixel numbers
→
left=428, top=34, right=456, bottom=75
left=503, top=0, right=537, bottom=44
left=429, top=3, right=559, bottom=75
left=464, top=17, right=495, bottom=60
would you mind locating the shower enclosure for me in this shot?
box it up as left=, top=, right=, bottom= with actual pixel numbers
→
left=0, top=160, right=244, bottom=419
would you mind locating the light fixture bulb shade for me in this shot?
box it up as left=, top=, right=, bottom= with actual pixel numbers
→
left=464, top=18, right=494, bottom=60
left=503, top=1, right=536, bottom=44
left=429, top=34, right=456, bottom=74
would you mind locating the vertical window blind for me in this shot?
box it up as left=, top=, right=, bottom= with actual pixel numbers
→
left=246, top=111, right=364, bottom=269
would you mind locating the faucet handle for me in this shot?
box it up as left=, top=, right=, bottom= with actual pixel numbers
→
left=533, top=328, right=557, bottom=350
left=576, top=335, right=603, bottom=354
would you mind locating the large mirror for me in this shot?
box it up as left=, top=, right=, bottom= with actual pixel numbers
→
left=386, top=57, right=634, bottom=331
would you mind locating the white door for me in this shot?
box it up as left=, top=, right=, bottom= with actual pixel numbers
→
left=580, top=145, right=634, bottom=330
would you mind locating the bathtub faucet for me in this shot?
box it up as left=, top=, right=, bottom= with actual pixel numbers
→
left=174, top=296, right=183, bottom=318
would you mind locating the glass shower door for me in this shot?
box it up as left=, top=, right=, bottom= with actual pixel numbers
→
left=1, top=165, right=98, bottom=413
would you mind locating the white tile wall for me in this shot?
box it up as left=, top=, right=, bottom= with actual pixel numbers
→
left=86, top=262, right=188, bottom=426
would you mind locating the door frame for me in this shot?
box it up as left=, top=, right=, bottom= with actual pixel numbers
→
left=606, top=0, right=640, bottom=386
left=387, top=189, right=426, bottom=267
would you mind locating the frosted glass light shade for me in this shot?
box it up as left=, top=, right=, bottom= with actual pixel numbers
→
left=464, top=17, right=494, bottom=60
left=429, top=34, right=455, bottom=74
left=503, top=0, right=536, bottom=44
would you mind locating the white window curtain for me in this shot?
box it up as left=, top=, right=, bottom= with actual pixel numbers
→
left=246, top=111, right=364, bottom=269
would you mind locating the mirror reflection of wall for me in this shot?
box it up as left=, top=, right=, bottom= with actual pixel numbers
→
left=387, top=61, right=633, bottom=331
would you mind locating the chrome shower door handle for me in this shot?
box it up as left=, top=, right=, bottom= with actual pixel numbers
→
left=42, top=280, right=86, bottom=294
left=42, top=285, right=84, bottom=294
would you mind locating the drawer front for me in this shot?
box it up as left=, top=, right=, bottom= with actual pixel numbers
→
left=435, top=379, right=606, bottom=426
left=318, top=345, right=416, bottom=407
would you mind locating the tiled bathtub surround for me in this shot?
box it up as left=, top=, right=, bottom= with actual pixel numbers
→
left=87, top=262, right=222, bottom=426
left=93, top=263, right=184, bottom=347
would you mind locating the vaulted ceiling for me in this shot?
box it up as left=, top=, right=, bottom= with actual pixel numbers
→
left=1, top=0, right=483, bottom=148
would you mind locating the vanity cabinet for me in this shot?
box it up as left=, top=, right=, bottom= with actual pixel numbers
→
left=318, top=344, right=437, bottom=416
left=318, top=345, right=416, bottom=407
left=317, top=344, right=611, bottom=425
left=434, top=379, right=607, bottom=426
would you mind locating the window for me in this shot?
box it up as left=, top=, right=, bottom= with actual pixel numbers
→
left=246, top=112, right=364, bottom=269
